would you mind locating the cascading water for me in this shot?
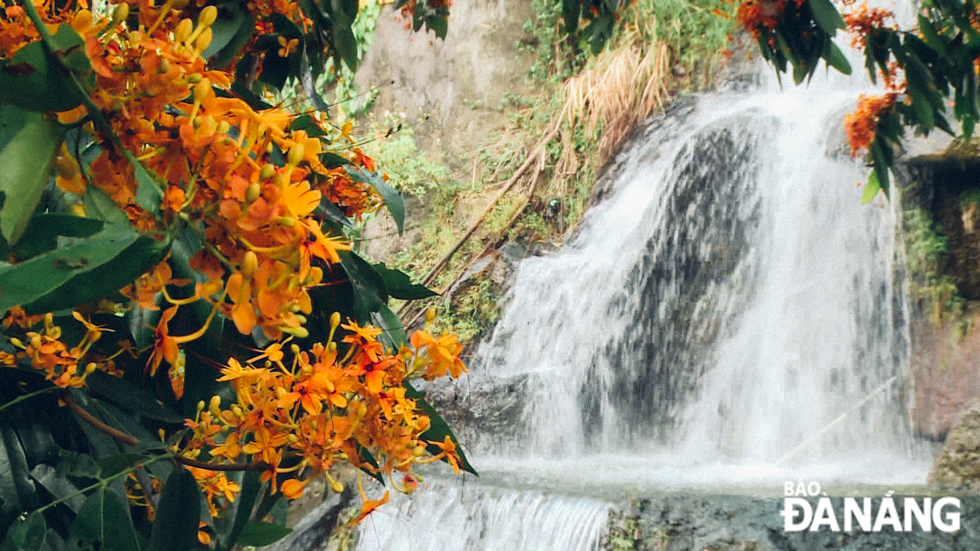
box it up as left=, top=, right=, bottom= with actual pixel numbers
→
left=357, top=49, right=934, bottom=551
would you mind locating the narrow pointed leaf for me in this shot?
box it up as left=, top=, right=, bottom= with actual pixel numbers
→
left=0, top=117, right=64, bottom=246
left=236, top=522, right=292, bottom=546
left=862, top=170, right=882, bottom=204
left=345, top=167, right=405, bottom=234
left=10, top=511, right=45, bottom=551
left=371, top=263, right=437, bottom=300
left=148, top=470, right=202, bottom=551
left=403, top=382, right=477, bottom=476
left=0, top=225, right=170, bottom=315
left=809, top=0, right=846, bottom=33
left=68, top=487, right=139, bottom=551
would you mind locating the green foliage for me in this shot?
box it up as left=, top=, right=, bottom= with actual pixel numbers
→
left=752, top=0, right=980, bottom=195
left=903, top=208, right=967, bottom=327
left=0, top=0, right=471, bottom=548
left=361, top=122, right=450, bottom=198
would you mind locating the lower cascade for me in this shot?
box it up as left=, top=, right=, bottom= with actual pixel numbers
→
left=357, top=71, right=935, bottom=549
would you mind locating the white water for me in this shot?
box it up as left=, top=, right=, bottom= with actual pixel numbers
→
left=357, top=52, right=934, bottom=551
left=357, top=481, right=609, bottom=551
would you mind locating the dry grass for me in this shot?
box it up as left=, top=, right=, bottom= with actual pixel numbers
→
left=560, top=40, right=670, bottom=167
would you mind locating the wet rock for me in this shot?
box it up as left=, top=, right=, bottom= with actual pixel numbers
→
left=422, top=373, right=531, bottom=451
left=268, top=483, right=356, bottom=551
left=622, top=495, right=980, bottom=551
left=930, top=399, right=980, bottom=490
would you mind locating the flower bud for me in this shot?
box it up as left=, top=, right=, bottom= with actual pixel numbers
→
left=259, top=163, right=275, bottom=181
left=209, top=395, right=221, bottom=412
left=175, top=18, right=193, bottom=42
left=245, top=181, right=262, bottom=203
left=72, top=10, right=93, bottom=32
left=194, top=78, right=210, bottom=101
left=287, top=143, right=305, bottom=166
left=241, top=251, right=258, bottom=279
left=198, top=5, right=218, bottom=27
left=281, top=326, right=309, bottom=339
left=157, top=58, right=171, bottom=74
left=327, top=473, right=344, bottom=493
left=330, top=312, right=341, bottom=330
left=111, top=3, right=129, bottom=24
left=195, top=27, right=213, bottom=52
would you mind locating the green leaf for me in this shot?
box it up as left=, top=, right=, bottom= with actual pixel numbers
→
left=236, top=521, right=292, bottom=546
left=0, top=117, right=65, bottom=246
left=320, top=152, right=349, bottom=170
left=355, top=445, right=384, bottom=484
left=31, top=464, right=85, bottom=513
left=230, top=81, right=273, bottom=111
left=67, top=487, right=139, bottom=551
left=148, top=470, right=202, bottom=551
left=83, top=186, right=128, bottom=225
left=11, top=511, right=45, bottom=551
left=0, top=30, right=85, bottom=112
left=54, top=450, right=101, bottom=479
left=133, top=158, right=163, bottom=215
left=339, top=250, right=387, bottom=323
left=203, top=9, right=253, bottom=67
left=371, top=263, right=437, bottom=300
left=219, top=471, right=261, bottom=550
left=403, top=382, right=477, bottom=476
left=824, top=41, right=851, bottom=75
left=11, top=214, right=104, bottom=260
left=0, top=425, right=37, bottom=512
left=94, top=453, right=143, bottom=480
left=372, top=304, right=407, bottom=351
left=562, top=0, right=581, bottom=34
left=427, top=16, right=448, bottom=40
left=808, top=0, right=845, bottom=34
left=0, top=225, right=171, bottom=315
left=918, top=14, right=950, bottom=58
left=345, top=166, right=405, bottom=234
left=85, top=371, right=185, bottom=424
left=0, top=103, right=32, bottom=152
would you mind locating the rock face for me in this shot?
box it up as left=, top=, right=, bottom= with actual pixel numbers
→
left=897, top=158, right=980, bottom=438
left=908, top=310, right=980, bottom=438
left=354, top=1, right=536, bottom=165
left=619, top=495, right=980, bottom=551
left=930, top=399, right=980, bottom=489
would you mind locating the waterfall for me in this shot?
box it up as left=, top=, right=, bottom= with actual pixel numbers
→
left=356, top=482, right=609, bottom=551
left=357, top=48, right=933, bottom=551
left=472, top=77, right=929, bottom=481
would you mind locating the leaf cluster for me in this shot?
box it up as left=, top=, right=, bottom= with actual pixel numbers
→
left=0, top=0, right=470, bottom=549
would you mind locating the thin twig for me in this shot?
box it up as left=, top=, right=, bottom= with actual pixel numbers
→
left=415, top=111, right=565, bottom=290
left=64, top=393, right=140, bottom=446
left=174, top=456, right=271, bottom=472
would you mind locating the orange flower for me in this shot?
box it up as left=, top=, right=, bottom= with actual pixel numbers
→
left=148, top=307, right=180, bottom=377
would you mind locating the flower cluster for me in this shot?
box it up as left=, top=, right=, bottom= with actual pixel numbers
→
left=734, top=0, right=803, bottom=39
left=179, top=314, right=466, bottom=503
left=13, top=0, right=389, bottom=383
left=841, top=0, right=895, bottom=48
left=843, top=92, right=898, bottom=156
left=0, top=0, right=467, bottom=540
left=0, top=311, right=120, bottom=388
